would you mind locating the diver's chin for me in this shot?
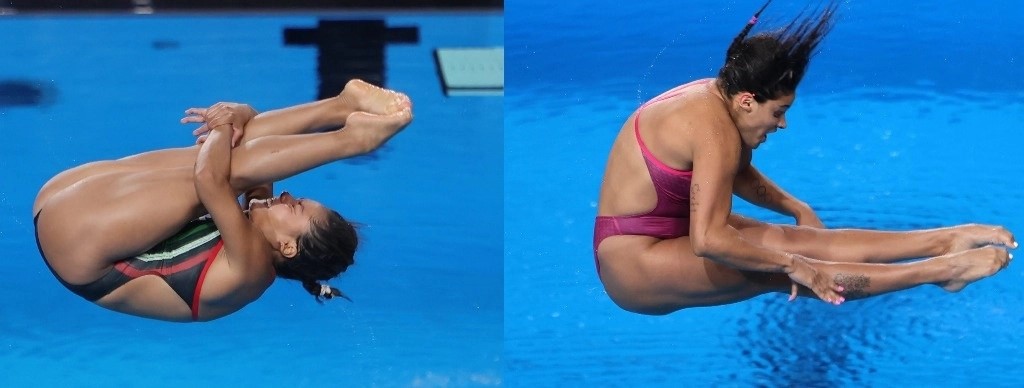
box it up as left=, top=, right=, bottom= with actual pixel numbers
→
left=751, top=133, right=768, bottom=148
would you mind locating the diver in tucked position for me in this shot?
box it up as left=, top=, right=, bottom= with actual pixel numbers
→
left=593, top=1, right=1015, bottom=314
left=33, top=79, right=412, bottom=322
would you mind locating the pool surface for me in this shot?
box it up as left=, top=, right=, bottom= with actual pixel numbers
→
left=0, top=12, right=502, bottom=387
left=505, top=0, right=1024, bottom=385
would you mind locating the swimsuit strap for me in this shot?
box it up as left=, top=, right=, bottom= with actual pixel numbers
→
left=632, top=80, right=706, bottom=217
left=633, top=79, right=710, bottom=175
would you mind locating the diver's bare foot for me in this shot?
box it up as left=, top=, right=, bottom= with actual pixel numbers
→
left=937, top=247, right=1011, bottom=292
left=344, top=109, right=413, bottom=153
left=945, top=224, right=1016, bottom=254
left=337, top=79, right=411, bottom=116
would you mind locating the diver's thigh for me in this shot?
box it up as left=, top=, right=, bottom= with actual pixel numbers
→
left=116, top=146, right=198, bottom=168
left=35, top=160, right=124, bottom=215
left=36, top=167, right=202, bottom=284
left=728, top=213, right=769, bottom=229
left=33, top=147, right=199, bottom=216
left=598, top=235, right=780, bottom=313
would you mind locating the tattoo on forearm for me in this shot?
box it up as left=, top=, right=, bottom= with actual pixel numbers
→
left=754, top=181, right=772, bottom=204
left=690, top=183, right=700, bottom=213
left=834, top=273, right=870, bottom=299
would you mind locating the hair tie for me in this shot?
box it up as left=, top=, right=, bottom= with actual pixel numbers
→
left=748, top=0, right=773, bottom=26
left=319, top=283, right=333, bottom=297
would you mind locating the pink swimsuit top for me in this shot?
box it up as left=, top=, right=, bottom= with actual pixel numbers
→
left=593, top=80, right=708, bottom=274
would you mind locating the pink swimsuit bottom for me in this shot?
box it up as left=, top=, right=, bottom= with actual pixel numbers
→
left=593, top=80, right=709, bottom=274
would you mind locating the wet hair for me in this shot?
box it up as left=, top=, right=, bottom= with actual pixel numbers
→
left=274, top=209, right=358, bottom=303
left=717, top=0, right=838, bottom=102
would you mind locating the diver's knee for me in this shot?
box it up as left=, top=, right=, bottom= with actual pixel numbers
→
left=776, top=224, right=825, bottom=245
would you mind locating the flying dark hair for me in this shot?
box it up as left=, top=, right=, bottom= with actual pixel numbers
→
left=717, top=0, right=838, bottom=102
left=274, top=209, right=358, bottom=303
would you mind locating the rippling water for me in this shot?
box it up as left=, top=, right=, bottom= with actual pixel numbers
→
left=505, top=0, right=1024, bottom=385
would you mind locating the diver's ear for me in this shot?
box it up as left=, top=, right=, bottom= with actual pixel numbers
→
left=737, top=92, right=756, bottom=112
left=280, top=239, right=299, bottom=258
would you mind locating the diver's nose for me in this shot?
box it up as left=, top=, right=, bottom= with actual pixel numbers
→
left=279, top=191, right=294, bottom=204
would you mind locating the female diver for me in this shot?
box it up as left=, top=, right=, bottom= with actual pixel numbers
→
left=593, top=1, right=1015, bottom=314
left=33, top=79, right=412, bottom=322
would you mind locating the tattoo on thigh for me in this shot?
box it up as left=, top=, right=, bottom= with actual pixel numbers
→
left=834, top=273, right=870, bottom=299
left=690, top=183, right=700, bottom=213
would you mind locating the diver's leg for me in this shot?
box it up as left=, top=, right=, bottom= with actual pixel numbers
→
left=226, top=110, right=412, bottom=189
left=34, top=83, right=412, bottom=215
left=752, top=247, right=1010, bottom=300
left=234, top=79, right=410, bottom=140
left=36, top=166, right=202, bottom=283
left=729, top=214, right=1014, bottom=263
left=113, top=79, right=411, bottom=168
left=598, top=233, right=1010, bottom=315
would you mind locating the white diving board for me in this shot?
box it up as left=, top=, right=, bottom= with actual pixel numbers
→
left=434, top=47, right=504, bottom=96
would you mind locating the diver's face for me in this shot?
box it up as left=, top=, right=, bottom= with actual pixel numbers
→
left=248, top=191, right=328, bottom=239
left=737, top=92, right=794, bottom=149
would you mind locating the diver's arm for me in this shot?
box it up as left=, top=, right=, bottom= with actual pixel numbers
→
left=687, top=123, right=793, bottom=272
left=733, top=163, right=823, bottom=227
left=194, top=122, right=267, bottom=275
left=686, top=119, right=842, bottom=303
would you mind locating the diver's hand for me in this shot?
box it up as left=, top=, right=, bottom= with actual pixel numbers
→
left=181, top=102, right=257, bottom=147
left=795, top=205, right=825, bottom=228
left=785, top=255, right=845, bottom=305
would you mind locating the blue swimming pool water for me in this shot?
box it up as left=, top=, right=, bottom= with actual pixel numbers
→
left=0, top=12, right=502, bottom=386
left=506, top=0, right=1024, bottom=385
